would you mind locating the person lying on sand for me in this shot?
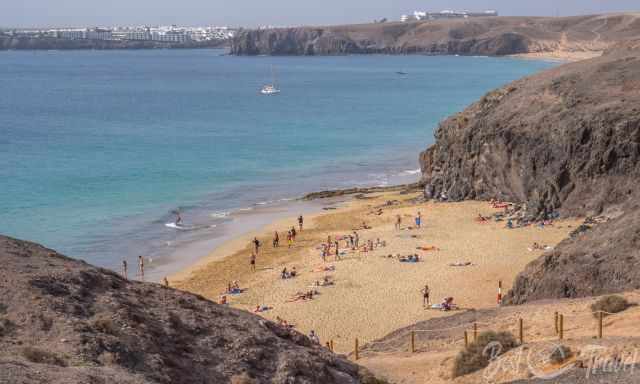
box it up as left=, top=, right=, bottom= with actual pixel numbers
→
left=399, top=254, right=420, bottom=263
left=287, top=290, right=318, bottom=302
left=254, top=305, right=271, bottom=313
left=449, top=261, right=472, bottom=267
left=416, top=246, right=439, bottom=251
left=475, top=213, right=489, bottom=222
left=219, top=295, right=228, bottom=305
left=226, top=281, right=242, bottom=294
left=312, top=265, right=335, bottom=273
left=427, top=297, right=457, bottom=311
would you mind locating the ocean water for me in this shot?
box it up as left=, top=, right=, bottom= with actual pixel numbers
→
left=0, top=49, right=555, bottom=277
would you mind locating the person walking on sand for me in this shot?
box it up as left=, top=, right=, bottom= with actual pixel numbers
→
left=421, top=284, right=430, bottom=307
left=121, top=260, right=128, bottom=280
left=396, top=214, right=402, bottom=230
left=354, top=231, right=359, bottom=249
left=291, top=226, right=297, bottom=242
left=415, top=211, right=422, bottom=229
left=287, top=231, right=293, bottom=248
left=253, top=237, right=261, bottom=254
left=298, top=215, right=304, bottom=231
left=273, top=231, right=279, bottom=247
left=138, top=256, right=144, bottom=281
left=334, top=240, right=340, bottom=261
left=250, top=252, right=256, bottom=272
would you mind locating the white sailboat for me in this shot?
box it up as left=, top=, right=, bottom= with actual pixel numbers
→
left=260, top=66, right=281, bottom=95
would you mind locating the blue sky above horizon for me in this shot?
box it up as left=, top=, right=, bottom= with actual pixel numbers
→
left=3, top=0, right=639, bottom=28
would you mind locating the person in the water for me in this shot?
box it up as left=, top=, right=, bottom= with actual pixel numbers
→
left=176, top=211, right=182, bottom=225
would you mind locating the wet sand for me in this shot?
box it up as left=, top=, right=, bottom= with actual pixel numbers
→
left=172, top=191, right=581, bottom=352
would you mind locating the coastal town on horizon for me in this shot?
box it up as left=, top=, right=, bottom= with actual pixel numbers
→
left=0, top=8, right=499, bottom=44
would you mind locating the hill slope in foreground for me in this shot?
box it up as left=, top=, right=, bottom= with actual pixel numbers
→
left=231, top=13, right=640, bottom=57
left=0, top=235, right=378, bottom=384
left=420, top=40, right=640, bottom=303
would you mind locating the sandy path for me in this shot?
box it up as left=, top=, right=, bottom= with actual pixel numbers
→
left=173, top=192, right=581, bottom=353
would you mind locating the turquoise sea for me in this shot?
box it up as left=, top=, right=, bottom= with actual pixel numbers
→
left=0, top=49, right=555, bottom=278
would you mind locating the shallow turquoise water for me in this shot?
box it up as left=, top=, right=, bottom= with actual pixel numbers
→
left=0, top=49, right=555, bottom=270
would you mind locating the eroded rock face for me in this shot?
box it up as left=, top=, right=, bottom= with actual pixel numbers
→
left=0, top=235, right=371, bottom=384
left=231, top=14, right=640, bottom=56
left=420, top=42, right=640, bottom=219
left=420, top=41, right=640, bottom=303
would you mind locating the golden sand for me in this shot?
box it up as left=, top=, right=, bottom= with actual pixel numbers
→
left=172, top=192, right=581, bottom=353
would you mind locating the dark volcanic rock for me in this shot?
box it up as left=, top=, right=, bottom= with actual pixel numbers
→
left=0, top=235, right=375, bottom=384
left=231, top=14, right=640, bottom=56
left=420, top=40, right=640, bottom=303
left=420, top=41, right=640, bottom=219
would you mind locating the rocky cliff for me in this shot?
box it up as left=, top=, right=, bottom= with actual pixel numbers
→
left=232, top=14, right=640, bottom=56
left=419, top=40, right=640, bottom=303
left=0, top=235, right=376, bottom=384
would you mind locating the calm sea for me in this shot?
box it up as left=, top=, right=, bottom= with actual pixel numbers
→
left=0, top=49, right=555, bottom=277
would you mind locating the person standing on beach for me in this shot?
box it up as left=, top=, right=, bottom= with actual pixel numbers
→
left=250, top=252, right=256, bottom=272
left=121, top=260, right=128, bottom=280
left=415, top=212, right=422, bottom=229
left=354, top=232, right=359, bottom=249
left=298, top=215, right=304, bottom=231
left=138, top=256, right=144, bottom=281
left=421, top=284, right=430, bottom=307
left=253, top=237, right=261, bottom=254
left=334, top=240, right=340, bottom=261
left=396, top=215, right=402, bottom=230
left=163, top=277, right=169, bottom=288
left=273, top=231, right=279, bottom=247
left=291, top=227, right=297, bottom=242
left=287, top=231, right=293, bottom=248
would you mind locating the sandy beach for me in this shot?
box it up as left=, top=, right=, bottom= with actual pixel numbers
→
left=172, top=191, right=581, bottom=352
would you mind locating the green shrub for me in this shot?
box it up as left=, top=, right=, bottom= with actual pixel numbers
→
left=452, top=331, right=518, bottom=377
left=591, top=295, right=629, bottom=317
left=549, top=345, right=572, bottom=364
left=21, top=347, right=67, bottom=366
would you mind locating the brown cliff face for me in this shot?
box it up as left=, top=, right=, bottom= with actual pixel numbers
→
left=420, top=40, right=640, bottom=303
left=232, top=14, right=640, bottom=56
left=0, top=235, right=374, bottom=384
left=420, top=41, right=640, bottom=218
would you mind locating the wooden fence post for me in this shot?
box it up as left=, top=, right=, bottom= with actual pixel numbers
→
left=598, top=311, right=603, bottom=339
left=554, top=311, right=559, bottom=334
left=410, top=331, right=415, bottom=353
left=559, top=314, right=564, bottom=340
left=473, top=322, right=478, bottom=341
left=464, top=330, right=468, bottom=347
left=355, top=338, right=359, bottom=360
left=519, top=318, right=524, bottom=344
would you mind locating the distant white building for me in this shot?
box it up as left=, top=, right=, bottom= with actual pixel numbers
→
left=401, top=9, right=498, bottom=22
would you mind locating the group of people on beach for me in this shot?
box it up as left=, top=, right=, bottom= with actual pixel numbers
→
left=248, top=215, right=305, bottom=271
left=395, top=211, right=423, bottom=230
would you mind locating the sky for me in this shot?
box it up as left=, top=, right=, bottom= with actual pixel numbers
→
left=2, top=0, right=639, bottom=28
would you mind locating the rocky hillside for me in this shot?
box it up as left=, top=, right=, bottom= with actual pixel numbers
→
left=0, top=235, right=377, bottom=384
left=231, top=13, right=640, bottom=56
left=419, top=40, right=640, bottom=303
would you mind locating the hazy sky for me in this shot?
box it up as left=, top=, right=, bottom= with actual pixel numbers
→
left=3, top=0, right=639, bottom=28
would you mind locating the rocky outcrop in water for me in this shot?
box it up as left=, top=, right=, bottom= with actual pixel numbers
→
left=420, top=40, right=640, bottom=303
left=0, top=235, right=377, bottom=384
left=232, top=14, right=640, bottom=56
